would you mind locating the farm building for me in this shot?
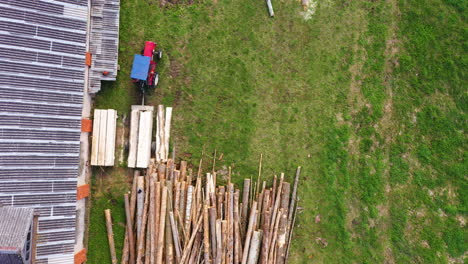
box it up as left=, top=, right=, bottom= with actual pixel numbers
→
left=0, top=0, right=120, bottom=263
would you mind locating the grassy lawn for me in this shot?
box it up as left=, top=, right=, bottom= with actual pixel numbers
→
left=88, top=0, right=467, bottom=263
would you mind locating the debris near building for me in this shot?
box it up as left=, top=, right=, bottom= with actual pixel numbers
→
left=113, top=159, right=301, bottom=264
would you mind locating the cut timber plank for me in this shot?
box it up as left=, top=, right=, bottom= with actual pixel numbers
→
left=163, top=107, right=172, bottom=161
left=136, top=110, right=153, bottom=168
left=90, top=109, right=102, bottom=165
left=97, top=109, right=108, bottom=165
left=105, top=109, right=117, bottom=166
left=128, top=107, right=140, bottom=168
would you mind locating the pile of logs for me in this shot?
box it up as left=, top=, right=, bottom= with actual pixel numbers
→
left=111, top=159, right=301, bottom=264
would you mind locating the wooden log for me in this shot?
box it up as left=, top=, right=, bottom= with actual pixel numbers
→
left=184, top=185, right=194, bottom=242
left=165, top=182, right=174, bottom=264
left=165, top=201, right=174, bottom=264
left=122, top=171, right=139, bottom=264
left=273, top=182, right=291, bottom=264
left=217, top=186, right=225, bottom=219
left=227, top=184, right=234, bottom=264
left=175, top=181, right=181, bottom=216
left=285, top=199, right=299, bottom=264
left=268, top=208, right=283, bottom=263
left=169, top=211, right=182, bottom=262
left=180, top=161, right=187, bottom=181
left=233, top=190, right=241, bottom=264
left=104, top=210, right=117, bottom=264
left=136, top=175, right=150, bottom=264
left=241, top=179, right=251, bottom=236
left=260, top=210, right=271, bottom=264
left=180, top=214, right=203, bottom=264
left=241, top=201, right=258, bottom=264
left=124, top=194, right=135, bottom=264
left=247, top=231, right=263, bottom=264
left=157, top=163, right=166, bottom=181
left=156, top=186, right=167, bottom=264
left=209, top=207, right=217, bottom=261
left=222, top=220, right=228, bottom=264
left=270, top=174, right=284, bottom=237
left=271, top=175, right=277, bottom=209
left=275, top=206, right=289, bottom=264
left=262, top=190, right=270, bottom=217
left=215, top=219, right=222, bottom=264
left=149, top=179, right=155, bottom=264
left=163, top=107, right=172, bottom=161
left=155, top=105, right=165, bottom=162
left=287, top=167, right=300, bottom=235
left=255, top=154, right=263, bottom=199
left=136, top=176, right=145, bottom=243
left=153, top=182, right=161, bottom=264
left=203, top=206, right=211, bottom=264
left=189, top=230, right=202, bottom=264
left=180, top=181, right=186, bottom=224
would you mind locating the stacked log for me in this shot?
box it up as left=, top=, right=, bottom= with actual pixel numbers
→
left=117, top=160, right=301, bottom=264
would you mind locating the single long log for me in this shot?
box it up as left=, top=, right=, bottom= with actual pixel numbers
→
left=233, top=190, right=241, bottom=264
left=215, top=219, right=222, bottom=264
left=209, top=207, right=217, bottom=261
left=105, top=209, right=118, bottom=264
left=184, top=185, right=194, bottom=243
left=124, top=194, right=135, bottom=264
left=169, top=211, right=182, bottom=262
left=241, top=201, right=258, bottom=264
left=136, top=174, right=150, bottom=264
left=153, top=182, right=161, bottom=264
left=180, top=213, right=203, bottom=264
left=165, top=182, right=174, bottom=264
left=241, top=179, right=251, bottom=236
left=268, top=208, right=283, bottom=262
left=247, top=230, right=263, bottom=264
left=122, top=171, right=139, bottom=264
left=180, top=161, right=187, bottom=181
left=156, top=186, right=168, bottom=264
left=136, top=176, right=145, bottom=243
left=260, top=209, right=271, bottom=264
left=203, top=206, right=211, bottom=264
left=285, top=199, right=299, bottom=264
left=149, top=179, right=156, bottom=264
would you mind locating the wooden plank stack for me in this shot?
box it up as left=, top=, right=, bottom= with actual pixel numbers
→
left=128, top=105, right=154, bottom=168
left=91, top=109, right=117, bottom=166
left=117, top=159, right=301, bottom=264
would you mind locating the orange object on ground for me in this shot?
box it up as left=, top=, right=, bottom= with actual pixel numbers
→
left=74, top=248, right=87, bottom=264
left=85, top=52, right=92, bottom=67
left=81, top=119, right=92, bottom=132
left=77, top=184, right=90, bottom=200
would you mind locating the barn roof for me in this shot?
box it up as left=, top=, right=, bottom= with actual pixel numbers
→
left=0, top=207, right=34, bottom=253
left=0, top=0, right=89, bottom=263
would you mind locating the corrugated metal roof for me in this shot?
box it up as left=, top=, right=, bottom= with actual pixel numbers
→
left=0, top=0, right=88, bottom=262
left=0, top=207, right=34, bottom=252
left=88, top=0, right=121, bottom=93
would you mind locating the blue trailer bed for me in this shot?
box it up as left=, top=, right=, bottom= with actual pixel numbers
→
left=130, top=55, right=150, bottom=81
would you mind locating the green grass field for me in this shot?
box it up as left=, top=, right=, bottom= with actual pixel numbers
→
left=88, top=0, right=467, bottom=262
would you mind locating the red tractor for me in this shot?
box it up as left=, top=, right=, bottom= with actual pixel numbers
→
left=131, top=41, right=162, bottom=95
